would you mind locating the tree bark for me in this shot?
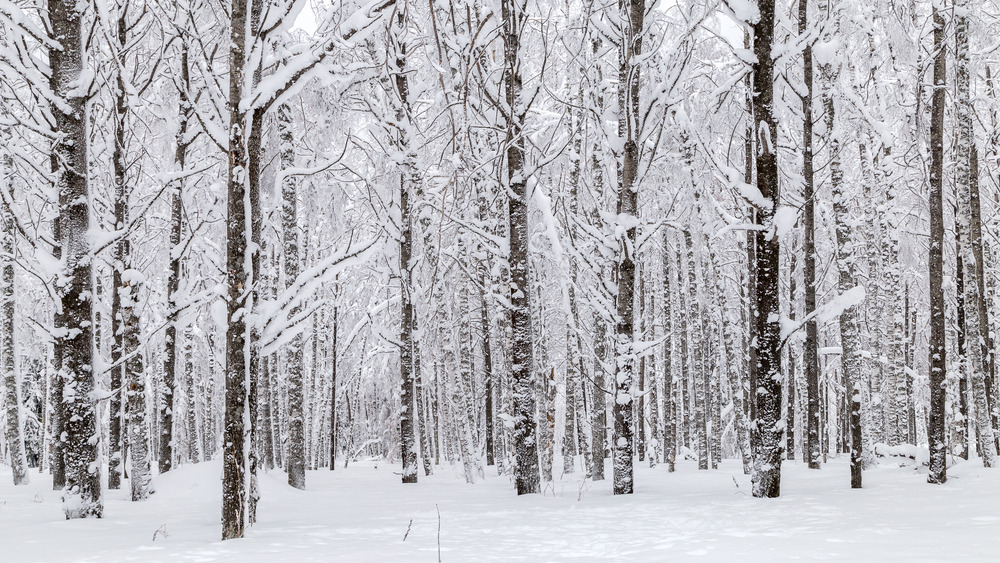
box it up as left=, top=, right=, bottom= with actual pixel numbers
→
left=955, top=1, right=997, bottom=466
left=161, top=39, right=193, bottom=476
left=1, top=150, right=28, bottom=486
left=278, top=101, right=307, bottom=489
left=799, top=0, right=821, bottom=470
left=750, top=0, right=784, bottom=498
left=612, top=0, right=644, bottom=495
left=50, top=0, right=101, bottom=518
left=926, top=3, right=948, bottom=484
left=502, top=0, right=541, bottom=495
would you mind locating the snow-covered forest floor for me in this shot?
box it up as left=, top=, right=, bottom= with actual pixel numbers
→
left=1, top=457, right=997, bottom=562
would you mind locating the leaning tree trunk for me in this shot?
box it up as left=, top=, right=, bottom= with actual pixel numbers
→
left=51, top=0, right=100, bottom=518
left=502, top=0, right=541, bottom=495
left=750, top=0, right=784, bottom=498
left=926, top=3, right=948, bottom=484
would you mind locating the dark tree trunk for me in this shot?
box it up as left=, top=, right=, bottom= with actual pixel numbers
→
left=222, top=0, right=255, bottom=538
left=750, top=0, right=784, bottom=498
left=51, top=0, right=100, bottom=518
left=482, top=295, right=495, bottom=468
left=926, top=3, right=948, bottom=485
left=389, top=10, right=419, bottom=484
left=826, top=81, right=865, bottom=488
left=329, top=301, right=339, bottom=470
left=799, top=0, right=821, bottom=470
left=502, top=0, right=540, bottom=495
left=662, top=233, right=676, bottom=472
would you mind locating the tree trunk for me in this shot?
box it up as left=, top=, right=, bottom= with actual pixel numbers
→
left=826, top=79, right=865, bottom=488
left=686, top=232, right=708, bottom=470
left=222, top=0, right=257, bottom=538
left=662, top=233, right=676, bottom=472
left=51, top=0, right=100, bottom=518
left=612, top=0, right=644, bottom=495
left=955, top=1, right=997, bottom=466
left=329, top=302, right=339, bottom=470
left=388, top=10, right=419, bottom=484
left=278, top=101, right=307, bottom=489
left=502, top=0, right=540, bottom=495
left=1, top=152, right=28, bottom=486
left=926, top=3, right=948, bottom=484
left=799, top=0, right=821, bottom=470
left=750, top=0, right=784, bottom=498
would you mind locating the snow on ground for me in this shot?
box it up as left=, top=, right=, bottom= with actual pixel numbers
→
left=0, top=456, right=998, bottom=562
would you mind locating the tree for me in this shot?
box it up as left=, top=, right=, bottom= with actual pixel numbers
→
left=280, top=100, right=307, bottom=489
left=222, top=0, right=257, bottom=538
left=502, top=0, right=541, bottom=496
left=823, top=28, right=865, bottom=488
left=387, top=4, right=418, bottom=485
left=954, top=0, right=997, bottom=467
left=611, top=0, right=645, bottom=496
left=799, top=0, right=821, bottom=471
left=749, top=0, right=784, bottom=498
left=926, top=0, right=947, bottom=485
left=1, top=145, right=29, bottom=486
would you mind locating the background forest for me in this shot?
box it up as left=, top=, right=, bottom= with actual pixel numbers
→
left=1, top=0, right=999, bottom=547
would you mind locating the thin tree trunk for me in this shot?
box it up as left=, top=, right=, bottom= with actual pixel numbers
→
left=279, top=102, right=307, bottom=489
left=329, top=302, right=339, bottom=470
left=826, top=79, right=865, bottom=488
left=662, top=234, right=676, bottom=472
left=686, top=232, right=708, bottom=470
left=926, top=3, right=948, bottom=484
left=799, top=0, right=821, bottom=470
left=787, top=251, right=797, bottom=461
left=955, top=1, right=997, bottom=466
left=1, top=152, right=28, bottom=486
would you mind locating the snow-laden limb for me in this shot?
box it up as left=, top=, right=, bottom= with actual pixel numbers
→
left=246, top=0, right=396, bottom=114
left=780, top=285, right=866, bottom=343
left=257, top=235, right=379, bottom=350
